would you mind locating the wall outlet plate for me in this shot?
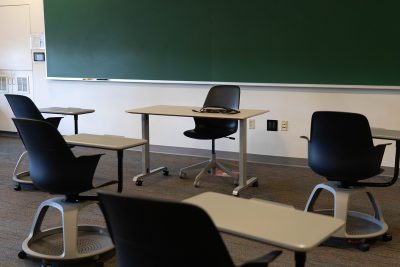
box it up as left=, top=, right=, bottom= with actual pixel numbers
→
left=249, top=119, right=256, bottom=129
left=281, top=120, right=288, bottom=131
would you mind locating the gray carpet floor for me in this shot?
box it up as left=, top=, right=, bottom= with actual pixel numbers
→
left=1, top=135, right=400, bottom=266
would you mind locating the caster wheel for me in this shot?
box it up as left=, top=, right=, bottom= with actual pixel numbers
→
left=194, top=181, right=200, bottom=188
left=18, top=250, right=27, bottom=259
left=252, top=181, right=259, bottom=187
left=163, top=170, right=169, bottom=176
left=135, top=180, right=143, bottom=186
left=179, top=172, right=187, bottom=178
left=357, top=243, right=370, bottom=252
left=14, top=184, right=21, bottom=191
left=382, top=233, right=392, bottom=242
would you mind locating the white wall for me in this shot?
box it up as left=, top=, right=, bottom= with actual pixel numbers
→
left=5, top=0, right=400, bottom=167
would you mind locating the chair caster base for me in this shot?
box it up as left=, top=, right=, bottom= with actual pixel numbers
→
left=179, top=171, right=187, bottom=178
left=18, top=250, right=27, bottom=259
left=14, top=184, right=22, bottom=191
left=357, top=242, right=370, bottom=252
left=95, top=260, right=104, bottom=267
left=382, top=233, right=392, bottom=242
left=323, top=237, right=372, bottom=252
left=135, top=180, right=143, bottom=186
left=162, top=169, right=169, bottom=176
left=252, top=181, right=259, bottom=187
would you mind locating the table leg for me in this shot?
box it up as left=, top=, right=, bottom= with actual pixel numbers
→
left=394, top=140, right=399, bottom=180
left=117, top=150, right=123, bottom=192
left=232, top=119, right=257, bottom=196
left=73, top=114, right=78, bottom=134
left=295, top=252, right=306, bottom=267
left=142, top=114, right=150, bottom=174
left=133, top=114, right=167, bottom=185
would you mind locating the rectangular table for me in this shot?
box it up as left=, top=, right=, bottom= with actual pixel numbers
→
left=40, top=107, right=95, bottom=134
left=64, top=133, right=147, bottom=192
left=371, top=127, right=400, bottom=185
left=184, top=192, right=344, bottom=267
left=126, top=105, right=268, bottom=196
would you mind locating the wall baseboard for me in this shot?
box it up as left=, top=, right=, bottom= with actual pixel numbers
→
left=0, top=130, right=18, bottom=138
left=149, top=144, right=308, bottom=167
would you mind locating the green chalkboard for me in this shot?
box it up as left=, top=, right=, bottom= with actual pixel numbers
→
left=44, top=0, right=400, bottom=86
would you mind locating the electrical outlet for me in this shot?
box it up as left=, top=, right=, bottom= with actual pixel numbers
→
left=281, top=120, right=288, bottom=131
left=249, top=119, right=256, bottom=129
left=267, top=120, right=278, bottom=131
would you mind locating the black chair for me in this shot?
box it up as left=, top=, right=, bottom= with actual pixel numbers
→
left=179, top=85, right=240, bottom=187
left=302, top=111, right=393, bottom=251
left=5, top=94, right=63, bottom=190
left=98, top=191, right=281, bottom=267
left=13, top=118, right=115, bottom=264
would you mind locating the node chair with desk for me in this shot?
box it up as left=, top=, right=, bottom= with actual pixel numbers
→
left=98, top=191, right=281, bottom=267
left=179, top=85, right=240, bottom=187
left=12, top=118, right=115, bottom=266
left=301, top=111, right=393, bottom=251
left=5, top=94, right=63, bottom=191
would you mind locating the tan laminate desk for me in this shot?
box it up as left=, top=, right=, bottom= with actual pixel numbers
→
left=64, top=133, right=147, bottom=192
left=184, top=192, right=344, bottom=267
left=126, top=105, right=268, bottom=196
left=40, top=107, right=95, bottom=134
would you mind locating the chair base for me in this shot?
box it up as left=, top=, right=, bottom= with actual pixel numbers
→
left=13, top=171, right=34, bottom=190
left=21, top=197, right=114, bottom=262
left=179, top=153, right=238, bottom=187
left=12, top=151, right=34, bottom=191
left=305, top=182, right=388, bottom=239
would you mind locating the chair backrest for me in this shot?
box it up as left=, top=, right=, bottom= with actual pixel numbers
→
left=5, top=94, right=45, bottom=121
left=194, top=85, right=240, bottom=137
left=12, top=118, right=94, bottom=194
left=308, top=111, right=382, bottom=182
left=98, top=192, right=235, bottom=267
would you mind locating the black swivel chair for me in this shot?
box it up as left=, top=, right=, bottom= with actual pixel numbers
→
left=98, top=191, right=281, bottom=267
left=5, top=94, right=63, bottom=190
left=302, top=111, right=393, bottom=251
left=13, top=118, right=115, bottom=264
left=179, top=85, right=240, bottom=187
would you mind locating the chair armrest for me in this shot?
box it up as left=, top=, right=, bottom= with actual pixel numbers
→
left=240, top=250, right=282, bottom=267
left=45, top=116, right=63, bottom=128
left=76, top=154, right=103, bottom=180
left=300, top=135, right=309, bottom=142
left=78, top=154, right=118, bottom=189
left=375, top=143, right=391, bottom=148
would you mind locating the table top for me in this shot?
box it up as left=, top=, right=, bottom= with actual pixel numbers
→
left=64, top=133, right=147, bottom=150
left=126, top=105, right=268, bottom=120
left=184, top=192, right=344, bottom=252
left=371, top=127, right=400, bottom=141
left=40, top=107, right=95, bottom=115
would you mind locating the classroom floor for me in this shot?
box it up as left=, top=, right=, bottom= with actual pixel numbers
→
left=1, top=135, right=399, bottom=267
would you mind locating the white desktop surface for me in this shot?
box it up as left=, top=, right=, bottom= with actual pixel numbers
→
left=64, top=133, right=147, bottom=150
left=126, top=105, right=268, bottom=119
left=184, top=192, right=344, bottom=252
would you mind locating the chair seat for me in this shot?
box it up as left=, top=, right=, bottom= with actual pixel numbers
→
left=184, top=129, right=235, bottom=140
left=326, top=168, right=385, bottom=185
